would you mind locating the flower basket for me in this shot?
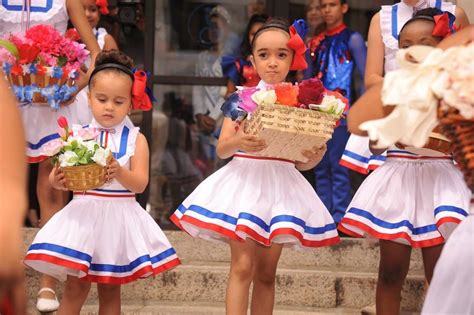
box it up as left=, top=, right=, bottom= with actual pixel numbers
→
left=437, top=105, right=474, bottom=190
left=61, top=162, right=107, bottom=191
left=0, top=25, right=88, bottom=109
left=244, top=103, right=338, bottom=162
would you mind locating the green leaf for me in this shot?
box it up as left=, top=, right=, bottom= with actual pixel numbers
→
left=78, top=156, right=89, bottom=165
left=57, top=55, right=68, bottom=67
left=0, top=39, right=19, bottom=59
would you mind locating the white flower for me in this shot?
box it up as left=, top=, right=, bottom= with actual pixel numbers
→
left=92, top=147, right=111, bottom=166
left=59, top=151, right=79, bottom=167
left=84, top=140, right=99, bottom=152
left=251, top=90, right=277, bottom=106
left=66, top=136, right=85, bottom=147
left=311, top=95, right=346, bottom=117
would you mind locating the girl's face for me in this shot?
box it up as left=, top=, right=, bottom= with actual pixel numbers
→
left=306, top=0, right=322, bottom=29
left=248, top=22, right=264, bottom=47
left=88, top=71, right=133, bottom=128
left=82, top=0, right=100, bottom=28
left=251, top=29, right=293, bottom=84
left=399, top=20, right=442, bottom=49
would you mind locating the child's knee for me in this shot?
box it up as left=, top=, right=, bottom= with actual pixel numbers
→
left=98, top=284, right=121, bottom=299
left=231, top=257, right=255, bottom=282
left=253, top=268, right=276, bottom=287
left=65, top=278, right=91, bottom=297
left=379, top=264, right=407, bottom=286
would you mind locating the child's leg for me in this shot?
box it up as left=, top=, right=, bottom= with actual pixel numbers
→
left=421, top=244, right=444, bottom=283
left=250, top=243, right=283, bottom=315
left=37, top=159, right=69, bottom=299
left=226, top=238, right=257, bottom=315
left=97, top=284, right=121, bottom=315
left=57, top=276, right=91, bottom=315
left=376, top=240, right=412, bottom=315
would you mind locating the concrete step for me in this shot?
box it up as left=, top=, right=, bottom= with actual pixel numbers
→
left=24, top=264, right=425, bottom=312
left=28, top=302, right=365, bottom=315
left=22, top=228, right=424, bottom=273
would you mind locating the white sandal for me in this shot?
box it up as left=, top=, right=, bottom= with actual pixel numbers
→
left=36, top=287, right=60, bottom=312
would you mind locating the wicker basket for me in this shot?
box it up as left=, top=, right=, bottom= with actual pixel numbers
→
left=61, top=162, right=107, bottom=192
left=438, top=106, right=474, bottom=191
left=244, top=104, right=337, bottom=162
left=4, top=66, right=74, bottom=105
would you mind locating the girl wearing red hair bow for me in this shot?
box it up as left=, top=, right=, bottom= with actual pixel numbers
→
left=24, top=50, right=179, bottom=314
left=81, top=0, right=118, bottom=51
left=171, top=18, right=337, bottom=315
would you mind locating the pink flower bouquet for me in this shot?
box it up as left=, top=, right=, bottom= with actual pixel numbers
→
left=0, top=25, right=89, bottom=109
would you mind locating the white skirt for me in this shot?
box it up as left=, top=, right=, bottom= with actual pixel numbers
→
left=422, top=206, right=474, bottom=314
left=21, top=89, right=92, bottom=163
left=339, top=156, right=471, bottom=248
left=171, top=154, right=340, bottom=249
left=24, top=194, right=180, bottom=284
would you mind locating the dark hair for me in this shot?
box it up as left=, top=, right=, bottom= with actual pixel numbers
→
left=89, top=50, right=134, bottom=87
left=240, top=13, right=269, bottom=57
left=250, top=18, right=290, bottom=51
left=399, top=8, right=444, bottom=39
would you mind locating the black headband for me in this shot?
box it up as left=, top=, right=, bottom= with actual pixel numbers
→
left=250, top=24, right=289, bottom=48
left=88, top=63, right=134, bottom=86
left=400, top=15, right=435, bottom=35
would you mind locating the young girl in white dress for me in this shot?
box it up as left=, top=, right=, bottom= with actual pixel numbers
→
left=171, top=18, right=338, bottom=314
left=24, top=50, right=180, bottom=314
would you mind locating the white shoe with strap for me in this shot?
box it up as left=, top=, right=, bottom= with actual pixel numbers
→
left=36, top=288, right=60, bottom=313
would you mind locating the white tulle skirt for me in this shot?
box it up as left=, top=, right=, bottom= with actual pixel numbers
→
left=339, top=156, right=471, bottom=248
left=25, top=194, right=180, bottom=284
left=171, top=154, right=340, bottom=249
left=21, top=89, right=92, bottom=163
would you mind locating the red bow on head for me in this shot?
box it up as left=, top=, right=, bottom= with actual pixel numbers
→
left=287, top=25, right=308, bottom=71
left=132, top=70, right=152, bottom=111
left=96, top=0, right=109, bottom=15
left=432, top=12, right=456, bottom=38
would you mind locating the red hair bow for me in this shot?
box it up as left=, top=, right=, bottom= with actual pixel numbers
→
left=432, top=12, right=456, bottom=38
left=132, top=70, right=152, bottom=111
left=96, top=0, right=109, bottom=15
left=287, top=25, right=308, bottom=71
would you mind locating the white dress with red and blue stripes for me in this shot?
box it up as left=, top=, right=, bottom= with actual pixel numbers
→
left=171, top=153, right=340, bottom=249
left=24, top=119, right=180, bottom=284
left=338, top=149, right=471, bottom=248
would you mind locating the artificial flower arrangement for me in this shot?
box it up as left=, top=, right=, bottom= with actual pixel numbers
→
left=222, top=78, right=348, bottom=162
left=0, top=25, right=89, bottom=109
left=43, top=116, right=111, bottom=191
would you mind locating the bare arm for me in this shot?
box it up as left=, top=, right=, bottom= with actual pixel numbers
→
left=103, top=34, right=119, bottom=51
left=0, top=73, right=27, bottom=294
left=66, top=0, right=100, bottom=89
left=454, top=6, right=470, bottom=29
left=364, top=13, right=385, bottom=89
left=216, top=118, right=266, bottom=159
left=112, top=133, right=149, bottom=193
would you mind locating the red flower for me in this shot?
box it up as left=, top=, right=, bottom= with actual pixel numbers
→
left=17, top=43, right=40, bottom=64
left=297, top=78, right=326, bottom=105
left=57, top=116, right=69, bottom=129
left=65, top=28, right=81, bottom=42
left=11, top=63, right=23, bottom=75
left=36, top=64, right=46, bottom=75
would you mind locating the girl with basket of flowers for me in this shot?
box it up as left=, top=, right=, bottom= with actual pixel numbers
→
left=24, top=50, right=180, bottom=314
left=171, top=18, right=338, bottom=314
left=338, top=9, right=472, bottom=315
left=0, top=1, right=101, bottom=311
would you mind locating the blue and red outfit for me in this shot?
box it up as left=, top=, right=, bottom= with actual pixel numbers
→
left=221, top=55, right=260, bottom=88
left=305, top=24, right=367, bottom=223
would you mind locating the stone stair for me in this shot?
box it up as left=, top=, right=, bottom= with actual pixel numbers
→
left=22, top=228, right=426, bottom=314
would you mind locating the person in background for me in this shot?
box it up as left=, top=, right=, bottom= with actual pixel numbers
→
left=221, top=13, right=269, bottom=98
left=82, top=0, right=118, bottom=51
left=305, top=0, right=367, bottom=225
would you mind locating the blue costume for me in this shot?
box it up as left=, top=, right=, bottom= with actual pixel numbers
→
left=305, top=24, right=367, bottom=223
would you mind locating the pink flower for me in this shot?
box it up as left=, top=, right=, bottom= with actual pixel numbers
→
left=78, top=127, right=100, bottom=141
left=0, top=46, right=15, bottom=64
left=57, top=116, right=69, bottom=129
left=42, top=139, right=63, bottom=156
left=239, top=87, right=259, bottom=113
